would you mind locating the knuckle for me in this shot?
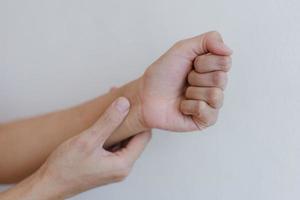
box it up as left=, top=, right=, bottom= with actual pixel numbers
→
left=193, top=101, right=218, bottom=128
left=87, top=127, right=98, bottom=136
left=114, top=168, right=130, bottom=182
left=219, top=56, right=232, bottom=71
left=208, top=88, right=223, bottom=107
left=195, top=101, right=205, bottom=116
left=199, top=114, right=217, bottom=128
left=117, top=157, right=131, bottom=171
left=213, top=71, right=227, bottom=87
left=71, top=136, right=91, bottom=152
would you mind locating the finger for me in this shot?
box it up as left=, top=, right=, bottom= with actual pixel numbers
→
left=187, top=70, right=228, bottom=90
left=86, top=97, right=130, bottom=145
left=185, top=87, right=224, bottom=109
left=171, top=31, right=233, bottom=59
left=180, top=100, right=218, bottom=129
left=117, top=131, right=152, bottom=164
left=194, top=54, right=232, bottom=73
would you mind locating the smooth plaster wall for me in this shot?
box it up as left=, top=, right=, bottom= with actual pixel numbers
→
left=1, top=0, right=300, bottom=199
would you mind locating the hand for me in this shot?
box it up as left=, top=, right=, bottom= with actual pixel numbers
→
left=129, top=31, right=232, bottom=131
left=36, top=97, right=151, bottom=199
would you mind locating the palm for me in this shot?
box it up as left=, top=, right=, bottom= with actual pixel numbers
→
left=140, top=50, right=198, bottom=131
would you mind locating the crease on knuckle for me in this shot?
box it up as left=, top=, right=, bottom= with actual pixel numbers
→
left=213, top=71, right=226, bottom=87
left=195, top=101, right=205, bottom=116
left=208, top=88, right=223, bottom=107
left=219, top=56, right=232, bottom=71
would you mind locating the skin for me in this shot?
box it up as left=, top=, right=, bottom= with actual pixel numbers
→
left=0, top=31, right=232, bottom=192
left=0, top=97, right=152, bottom=199
left=0, top=79, right=145, bottom=183
left=139, top=32, right=232, bottom=131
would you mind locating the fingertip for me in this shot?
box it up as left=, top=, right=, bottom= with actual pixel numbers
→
left=208, top=31, right=223, bottom=41
left=219, top=43, right=233, bottom=55
left=209, top=41, right=233, bottom=56
left=198, top=100, right=207, bottom=110
left=114, top=97, right=130, bottom=113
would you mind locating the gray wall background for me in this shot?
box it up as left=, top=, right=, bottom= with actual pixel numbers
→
left=1, top=0, right=300, bottom=199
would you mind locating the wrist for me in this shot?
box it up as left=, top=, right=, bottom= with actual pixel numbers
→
left=118, top=77, right=149, bottom=132
left=103, top=77, right=149, bottom=147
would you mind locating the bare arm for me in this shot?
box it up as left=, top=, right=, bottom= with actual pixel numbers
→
left=0, top=170, right=47, bottom=200
left=0, top=78, right=147, bottom=183
left=0, top=98, right=151, bottom=200
left=0, top=31, right=232, bottom=185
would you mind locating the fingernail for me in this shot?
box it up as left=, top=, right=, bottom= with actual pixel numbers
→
left=115, top=97, right=130, bottom=112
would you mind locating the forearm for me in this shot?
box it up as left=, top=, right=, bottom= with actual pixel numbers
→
left=0, top=169, right=63, bottom=200
left=0, top=78, right=147, bottom=183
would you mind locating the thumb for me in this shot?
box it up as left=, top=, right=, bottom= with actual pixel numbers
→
left=116, top=130, right=152, bottom=164
left=87, top=97, right=130, bottom=146
left=171, top=31, right=233, bottom=59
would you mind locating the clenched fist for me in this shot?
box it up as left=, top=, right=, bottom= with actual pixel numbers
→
left=128, top=31, right=232, bottom=132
